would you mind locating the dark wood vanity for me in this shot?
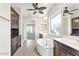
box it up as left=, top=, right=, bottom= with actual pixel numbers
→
left=11, top=7, right=21, bottom=56
left=54, top=40, right=79, bottom=56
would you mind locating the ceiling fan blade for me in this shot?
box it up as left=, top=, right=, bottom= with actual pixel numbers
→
left=63, top=10, right=69, bottom=13
left=27, top=9, right=35, bottom=10
left=69, top=9, right=79, bottom=12
left=39, top=7, right=47, bottom=10
left=33, top=11, right=37, bottom=14
left=65, top=7, right=68, bottom=9
left=39, top=11, right=43, bottom=14
left=68, top=13, right=73, bottom=15
left=32, top=3, right=38, bottom=9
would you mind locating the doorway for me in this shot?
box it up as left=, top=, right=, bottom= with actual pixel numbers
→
left=27, top=24, right=35, bottom=40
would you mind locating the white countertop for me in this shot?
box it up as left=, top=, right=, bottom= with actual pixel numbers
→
left=54, top=37, right=79, bottom=51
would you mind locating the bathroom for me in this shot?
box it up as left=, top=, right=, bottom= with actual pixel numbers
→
left=0, top=3, right=79, bottom=56
left=12, top=3, right=79, bottom=56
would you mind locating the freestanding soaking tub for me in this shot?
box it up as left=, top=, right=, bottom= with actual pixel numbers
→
left=36, top=39, right=53, bottom=56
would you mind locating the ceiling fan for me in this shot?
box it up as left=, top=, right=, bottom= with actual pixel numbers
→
left=63, top=7, right=79, bottom=16
left=27, top=3, right=47, bottom=14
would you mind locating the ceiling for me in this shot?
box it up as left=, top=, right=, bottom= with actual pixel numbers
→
left=12, top=3, right=54, bottom=17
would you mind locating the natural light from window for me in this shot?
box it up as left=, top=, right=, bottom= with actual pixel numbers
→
left=49, top=13, right=61, bottom=37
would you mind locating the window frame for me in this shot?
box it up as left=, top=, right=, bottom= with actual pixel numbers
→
left=48, top=11, right=62, bottom=37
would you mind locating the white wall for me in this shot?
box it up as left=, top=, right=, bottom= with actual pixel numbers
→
left=62, top=14, right=72, bottom=35
left=0, top=3, right=10, bottom=20
left=0, top=3, right=10, bottom=56
left=47, top=4, right=62, bottom=18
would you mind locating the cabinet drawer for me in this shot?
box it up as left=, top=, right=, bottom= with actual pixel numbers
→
left=60, top=48, right=69, bottom=56
left=59, top=43, right=79, bottom=56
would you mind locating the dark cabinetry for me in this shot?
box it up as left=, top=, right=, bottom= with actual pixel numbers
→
left=11, top=7, right=19, bottom=29
left=11, top=36, right=21, bottom=55
left=39, top=33, right=43, bottom=38
left=60, top=48, right=68, bottom=56
left=11, top=7, right=21, bottom=56
left=71, top=17, right=79, bottom=36
left=54, top=40, right=79, bottom=56
left=54, top=40, right=60, bottom=56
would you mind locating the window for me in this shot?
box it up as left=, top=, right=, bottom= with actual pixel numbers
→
left=27, top=25, right=33, bottom=33
left=49, top=13, right=61, bottom=37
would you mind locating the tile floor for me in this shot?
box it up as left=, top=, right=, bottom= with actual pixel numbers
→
left=14, top=40, right=40, bottom=56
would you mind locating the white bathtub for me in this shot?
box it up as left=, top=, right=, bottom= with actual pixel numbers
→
left=36, top=39, right=53, bottom=56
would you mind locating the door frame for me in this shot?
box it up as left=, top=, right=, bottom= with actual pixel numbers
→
left=26, top=23, right=35, bottom=40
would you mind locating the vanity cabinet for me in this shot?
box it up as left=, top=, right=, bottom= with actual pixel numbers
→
left=54, top=40, right=60, bottom=56
left=59, top=44, right=75, bottom=56
left=54, top=40, right=79, bottom=56
left=60, top=47, right=69, bottom=56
